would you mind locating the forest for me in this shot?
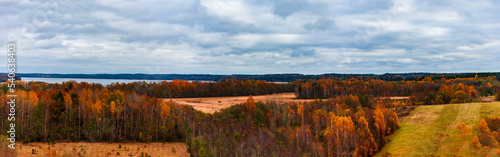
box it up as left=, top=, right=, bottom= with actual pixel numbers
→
left=295, top=76, right=498, bottom=104
left=0, top=74, right=499, bottom=156
left=106, top=79, right=295, bottom=98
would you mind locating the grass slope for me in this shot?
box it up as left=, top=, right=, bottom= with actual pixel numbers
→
left=377, top=102, right=500, bottom=157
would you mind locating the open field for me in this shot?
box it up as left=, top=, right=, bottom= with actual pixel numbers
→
left=379, top=96, right=411, bottom=100
left=377, top=102, right=500, bottom=157
left=16, top=142, right=188, bottom=157
left=166, top=93, right=320, bottom=113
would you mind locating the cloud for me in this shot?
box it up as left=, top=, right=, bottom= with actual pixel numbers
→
left=290, top=48, right=316, bottom=57
left=273, top=0, right=309, bottom=18
left=0, top=0, right=499, bottom=74
left=303, top=17, right=334, bottom=31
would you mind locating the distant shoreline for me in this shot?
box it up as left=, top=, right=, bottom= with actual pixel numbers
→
left=7, top=72, right=500, bottom=82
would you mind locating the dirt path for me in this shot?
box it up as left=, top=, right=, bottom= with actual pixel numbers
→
left=166, top=93, right=319, bottom=113
left=17, top=142, right=188, bottom=157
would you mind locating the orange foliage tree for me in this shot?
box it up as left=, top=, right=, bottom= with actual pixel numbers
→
left=478, top=119, right=499, bottom=148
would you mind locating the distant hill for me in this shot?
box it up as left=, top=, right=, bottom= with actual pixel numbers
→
left=12, top=72, right=500, bottom=82
left=0, top=74, right=21, bottom=82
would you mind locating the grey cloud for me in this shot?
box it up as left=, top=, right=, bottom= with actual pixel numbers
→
left=303, top=17, right=334, bottom=31
left=291, top=48, right=316, bottom=57
left=273, top=0, right=309, bottom=18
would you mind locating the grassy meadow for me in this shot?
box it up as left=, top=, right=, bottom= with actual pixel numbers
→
left=377, top=102, right=500, bottom=156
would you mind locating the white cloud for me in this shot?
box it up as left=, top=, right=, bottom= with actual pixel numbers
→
left=0, top=0, right=498, bottom=74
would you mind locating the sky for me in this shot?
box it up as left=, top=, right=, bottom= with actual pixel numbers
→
left=1, top=0, right=499, bottom=74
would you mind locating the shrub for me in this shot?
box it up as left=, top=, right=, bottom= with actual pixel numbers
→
left=23, top=138, right=31, bottom=144
left=457, top=122, right=470, bottom=136
left=478, top=119, right=499, bottom=147
left=473, top=135, right=482, bottom=148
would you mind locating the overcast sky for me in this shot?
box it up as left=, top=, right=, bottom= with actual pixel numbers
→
left=1, top=0, right=499, bottom=74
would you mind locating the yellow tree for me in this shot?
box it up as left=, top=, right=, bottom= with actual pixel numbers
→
left=373, top=108, right=386, bottom=146
left=159, top=100, right=171, bottom=123
left=297, top=104, right=304, bottom=124
left=63, top=92, right=73, bottom=129
left=354, top=116, right=378, bottom=156
left=110, top=101, right=117, bottom=116
left=245, top=95, right=256, bottom=113
left=330, top=114, right=356, bottom=156
left=92, top=100, right=103, bottom=124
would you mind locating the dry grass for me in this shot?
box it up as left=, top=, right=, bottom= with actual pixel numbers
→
left=166, top=93, right=319, bottom=113
left=404, top=105, right=445, bottom=126
left=379, top=96, right=411, bottom=100
left=16, top=142, right=188, bottom=157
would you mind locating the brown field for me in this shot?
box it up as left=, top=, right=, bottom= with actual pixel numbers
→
left=16, top=142, right=188, bottom=157
left=166, top=93, right=320, bottom=113
left=379, top=96, right=410, bottom=100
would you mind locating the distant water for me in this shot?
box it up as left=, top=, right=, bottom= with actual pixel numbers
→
left=22, top=77, right=176, bottom=86
left=20, top=77, right=286, bottom=86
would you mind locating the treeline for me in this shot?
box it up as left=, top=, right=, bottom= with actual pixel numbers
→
left=16, top=72, right=500, bottom=82
left=0, top=81, right=399, bottom=157
left=106, top=79, right=295, bottom=98
left=295, top=76, right=499, bottom=105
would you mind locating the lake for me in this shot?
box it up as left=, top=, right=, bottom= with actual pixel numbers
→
left=20, top=77, right=286, bottom=86
left=21, top=77, right=200, bottom=86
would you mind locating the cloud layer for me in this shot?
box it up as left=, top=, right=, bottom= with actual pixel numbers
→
left=1, top=0, right=499, bottom=74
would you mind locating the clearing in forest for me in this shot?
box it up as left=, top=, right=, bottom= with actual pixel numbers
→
left=166, top=92, right=319, bottom=113
left=377, top=102, right=500, bottom=157
left=16, top=142, right=188, bottom=157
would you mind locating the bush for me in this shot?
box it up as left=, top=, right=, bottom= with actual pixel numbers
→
left=473, top=135, right=482, bottom=148
left=496, top=91, right=500, bottom=101
left=457, top=122, right=470, bottom=136
left=23, top=138, right=31, bottom=144
left=478, top=119, right=499, bottom=147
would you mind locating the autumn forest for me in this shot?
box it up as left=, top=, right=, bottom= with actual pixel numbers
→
left=1, top=74, right=500, bottom=156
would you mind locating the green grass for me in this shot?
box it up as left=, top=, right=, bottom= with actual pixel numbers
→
left=377, top=102, right=500, bottom=157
